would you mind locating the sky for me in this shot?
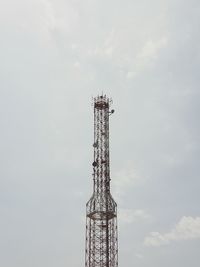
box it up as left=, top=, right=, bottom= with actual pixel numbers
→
left=0, top=0, right=200, bottom=266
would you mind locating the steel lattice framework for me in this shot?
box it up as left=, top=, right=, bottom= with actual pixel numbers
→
left=85, top=95, right=118, bottom=267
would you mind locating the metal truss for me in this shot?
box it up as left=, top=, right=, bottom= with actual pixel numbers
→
left=85, top=95, right=118, bottom=267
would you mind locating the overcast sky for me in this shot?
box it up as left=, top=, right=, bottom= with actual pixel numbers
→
left=0, top=0, right=200, bottom=266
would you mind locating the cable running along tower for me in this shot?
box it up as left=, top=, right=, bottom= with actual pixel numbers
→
left=85, top=95, right=118, bottom=267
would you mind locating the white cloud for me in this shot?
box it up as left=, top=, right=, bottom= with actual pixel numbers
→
left=31, top=0, right=79, bottom=41
left=135, top=36, right=168, bottom=71
left=112, top=165, right=144, bottom=200
left=126, top=71, right=137, bottom=79
left=138, top=37, right=168, bottom=60
left=144, top=216, right=200, bottom=247
left=119, top=209, right=152, bottom=225
left=73, top=61, right=81, bottom=69
left=135, top=253, right=144, bottom=259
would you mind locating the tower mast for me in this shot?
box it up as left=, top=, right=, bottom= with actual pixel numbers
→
left=85, top=95, right=118, bottom=267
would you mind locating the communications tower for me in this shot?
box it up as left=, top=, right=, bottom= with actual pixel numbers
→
left=85, top=95, right=118, bottom=267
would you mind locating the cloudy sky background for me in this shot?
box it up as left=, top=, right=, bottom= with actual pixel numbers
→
left=0, top=0, right=200, bottom=266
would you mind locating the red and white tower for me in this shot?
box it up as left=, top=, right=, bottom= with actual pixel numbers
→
left=85, top=95, right=118, bottom=267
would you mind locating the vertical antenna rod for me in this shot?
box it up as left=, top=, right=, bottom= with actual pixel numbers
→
left=85, top=95, right=118, bottom=267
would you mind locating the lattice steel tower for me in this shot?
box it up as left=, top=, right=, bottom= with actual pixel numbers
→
left=85, top=95, right=118, bottom=267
